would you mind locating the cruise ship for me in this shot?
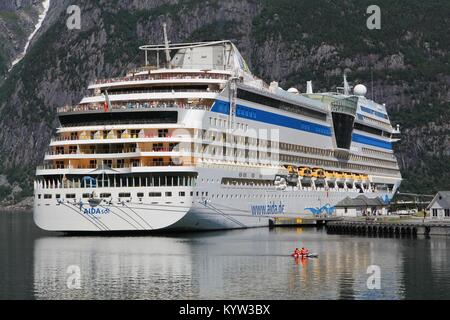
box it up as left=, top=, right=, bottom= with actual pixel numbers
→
left=33, top=37, right=402, bottom=232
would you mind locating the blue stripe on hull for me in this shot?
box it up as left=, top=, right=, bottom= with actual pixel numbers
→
left=211, top=100, right=331, bottom=137
left=211, top=100, right=392, bottom=150
left=352, top=133, right=392, bottom=150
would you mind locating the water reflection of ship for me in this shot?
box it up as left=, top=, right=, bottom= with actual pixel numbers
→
left=286, top=234, right=402, bottom=299
left=33, top=236, right=197, bottom=299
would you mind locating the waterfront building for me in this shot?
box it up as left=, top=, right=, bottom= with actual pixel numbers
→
left=426, top=191, right=450, bottom=220
left=335, top=195, right=387, bottom=217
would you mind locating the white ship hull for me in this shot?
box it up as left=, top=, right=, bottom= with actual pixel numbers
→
left=34, top=40, right=402, bottom=233
left=34, top=168, right=393, bottom=232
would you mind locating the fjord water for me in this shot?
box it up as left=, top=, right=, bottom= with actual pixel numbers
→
left=1, top=211, right=450, bottom=300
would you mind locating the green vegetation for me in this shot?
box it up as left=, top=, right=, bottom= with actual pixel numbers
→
left=400, top=155, right=450, bottom=194
left=0, top=0, right=450, bottom=197
left=0, top=186, right=12, bottom=201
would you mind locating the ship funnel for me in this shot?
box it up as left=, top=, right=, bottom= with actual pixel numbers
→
left=306, top=81, right=313, bottom=94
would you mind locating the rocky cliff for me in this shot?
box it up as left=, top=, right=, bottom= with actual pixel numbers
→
left=0, top=0, right=449, bottom=205
left=0, top=0, right=47, bottom=79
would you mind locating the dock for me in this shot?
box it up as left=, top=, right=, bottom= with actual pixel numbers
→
left=268, top=216, right=450, bottom=237
left=326, top=220, right=450, bottom=236
left=269, top=216, right=342, bottom=227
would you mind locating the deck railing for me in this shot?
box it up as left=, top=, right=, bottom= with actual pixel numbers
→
left=91, top=73, right=230, bottom=85
left=57, top=102, right=211, bottom=114
left=37, top=161, right=195, bottom=170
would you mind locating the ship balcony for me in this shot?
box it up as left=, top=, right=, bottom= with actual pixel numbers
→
left=51, top=127, right=195, bottom=145
left=44, top=148, right=190, bottom=160
left=36, top=160, right=197, bottom=176
left=89, top=71, right=231, bottom=88
left=57, top=101, right=213, bottom=114
left=85, top=88, right=221, bottom=98
left=50, top=135, right=194, bottom=146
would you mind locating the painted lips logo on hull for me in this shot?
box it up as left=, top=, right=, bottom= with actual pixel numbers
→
left=305, top=204, right=335, bottom=215
left=251, top=202, right=285, bottom=216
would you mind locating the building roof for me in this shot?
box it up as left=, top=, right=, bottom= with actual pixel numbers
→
left=426, top=191, right=450, bottom=210
left=336, top=195, right=385, bottom=208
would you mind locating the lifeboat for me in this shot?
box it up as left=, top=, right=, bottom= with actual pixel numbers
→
left=354, top=174, right=364, bottom=190
left=325, top=171, right=336, bottom=188
left=345, top=172, right=355, bottom=188
left=334, top=171, right=345, bottom=188
left=361, top=174, right=370, bottom=188
left=285, top=165, right=299, bottom=186
left=298, top=167, right=312, bottom=187
left=312, top=168, right=326, bottom=187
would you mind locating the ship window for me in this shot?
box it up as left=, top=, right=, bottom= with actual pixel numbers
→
left=56, top=194, right=61, bottom=199
left=149, top=192, right=162, bottom=197
left=158, top=129, right=169, bottom=138
left=59, top=111, right=178, bottom=127
left=44, top=194, right=52, bottom=199
left=137, top=193, right=144, bottom=198
left=179, top=192, right=185, bottom=197
left=237, top=89, right=327, bottom=121
left=119, top=193, right=131, bottom=198
left=100, top=193, right=111, bottom=198
left=165, top=192, right=172, bottom=197
left=82, top=193, right=90, bottom=198
left=354, top=122, right=384, bottom=136
left=37, top=194, right=42, bottom=199
left=66, top=194, right=76, bottom=199
left=332, top=112, right=354, bottom=149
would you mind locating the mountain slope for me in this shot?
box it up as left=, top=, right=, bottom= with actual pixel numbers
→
left=0, top=0, right=48, bottom=79
left=0, top=0, right=449, bottom=204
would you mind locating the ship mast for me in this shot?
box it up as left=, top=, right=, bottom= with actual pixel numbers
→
left=163, top=23, right=171, bottom=68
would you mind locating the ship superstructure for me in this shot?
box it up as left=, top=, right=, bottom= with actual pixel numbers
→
left=34, top=39, right=401, bottom=232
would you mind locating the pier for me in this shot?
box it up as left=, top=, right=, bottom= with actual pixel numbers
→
left=269, top=216, right=450, bottom=236
left=326, top=220, right=450, bottom=236
left=269, top=216, right=342, bottom=227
